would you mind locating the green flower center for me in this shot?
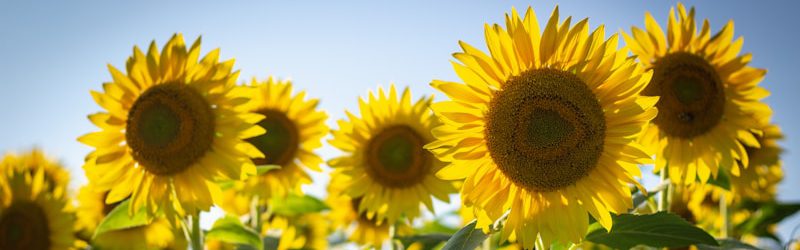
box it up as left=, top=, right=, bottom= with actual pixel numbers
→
left=126, top=83, right=215, bottom=176
left=247, top=109, right=299, bottom=166
left=486, top=69, right=605, bottom=192
left=646, top=52, right=725, bottom=138
left=0, top=201, right=51, bottom=250
left=365, top=125, right=430, bottom=188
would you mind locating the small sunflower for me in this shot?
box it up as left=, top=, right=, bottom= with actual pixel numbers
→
left=0, top=149, right=70, bottom=195
left=326, top=177, right=392, bottom=247
left=729, top=124, right=783, bottom=201
left=625, top=3, right=771, bottom=184
left=78, top=34, right=265, bottom=218
left=220, top=77, right=328, bottom=215
left=75, top=186, right=187, bottom=250
left=1, top=153, right=76, bottom=250
left=426, top=6, right=657, bottom=247
left=328, top=85, right=456, bottom=224
left=269, top=213, right=329, bottom=250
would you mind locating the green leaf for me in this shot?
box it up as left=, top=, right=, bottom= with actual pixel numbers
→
left=441, top=220, right=490, bottom=250
left=696, top=238, right=762, bottom=250
left=706, top=168, right=731, bottom=190
left=262, top=236, right=280, bottom=250
left=585, top=212, right=718, bottom=249
left=92, top=199, right=151, bottom=239
left=736, top=201, right=800, bottom=242
left=205, top=216, right=262, bottom=250
left=270, top=194, right=328, bottom=217
left=256, top=165, right=281, bottom=175
left=397, top=234, right=450, bottom=250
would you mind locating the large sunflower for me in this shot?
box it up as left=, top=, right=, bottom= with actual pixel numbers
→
left=328, top=85, right=456, bottom=224
left=78, top=34, right=265, bottom=218
left=426, top=7, right=657, bottom=247
left=220, top=77, right=328, bottom=215
left=1, top=153, right=76, bottom=250
left=75, top=185, right=187, bottom=250
left=625, top=3, right=771, bottom=184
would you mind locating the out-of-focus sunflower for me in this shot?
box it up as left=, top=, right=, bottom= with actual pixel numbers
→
left=326, top=177, right=392, bottom=247
left=78, top=34, right=265, bottom=219
left=625, top=3, right=771, bottom=184
left=328, top=85, right=456, bottom=224
left=75, top=186, right=187, bottom=250
left=268, top=213, right=329, bottom=250
left=0, top=153, right=76, bottom=250
left=0, top=149, right=69, bottom=195
left=220, top=77, right=328, bottom=215
left=426, top=6, right=656, bottom=248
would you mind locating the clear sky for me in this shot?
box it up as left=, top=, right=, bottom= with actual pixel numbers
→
left=1, top=0, right=798, bottom=245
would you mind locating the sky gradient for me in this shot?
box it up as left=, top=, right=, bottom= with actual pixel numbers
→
left=1, top=0, right=798, bottom=245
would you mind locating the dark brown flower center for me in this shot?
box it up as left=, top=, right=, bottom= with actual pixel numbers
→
left=126, top=83, right=215, bottom=176
left=645, top=52, right=725, bottom=138
left=486, top=69, right=605, bottom=192
left=0, top=201, right=51, bottom=250
left=247, top=109, right=300, bottom=166
left=365, top=125, right=430, bottom=188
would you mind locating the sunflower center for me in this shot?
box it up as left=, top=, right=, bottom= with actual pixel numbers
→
left=247, top=109, right=299, bottom=166
left=365, top=125, right=429, bottom=188
left=486, top=69, right=605, bottom=192
left=126, top=83, right=215, bottom=176
left=645, top=52, right=725, bottom=138
left=0, top=201, right=51, bottom=250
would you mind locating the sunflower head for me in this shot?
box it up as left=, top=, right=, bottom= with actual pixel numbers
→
left=78, top=33, right=266, bottom=220
left=427, top=6, right=656, bottom=247
left=328, top=84, right=456, bottom=224
left=326, top=177, right=392, bottom=247
left=0, top=149, right=70, bottom=197
left=625, top=3, right=772, bottom=185
left=221, top=77, right=328, bottom=209
left=268, top=213, right=329, bottom=250
left=1, top=152, right=76, bottom=250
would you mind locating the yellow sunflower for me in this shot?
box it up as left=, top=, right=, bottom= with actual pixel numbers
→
left=268, top=213, right=329, bottom=250
left=75, top=185, right=187, bottom=250
left=1, top=153, right=76, bottom=250
left=326, top=176, right=392, bottom=247
left=426, top=6, right=657, bottom=247
left=0, top=149, right=70, bottom=195
left=78, top=34, right=265, bottom=219
left=328, top=85, right=456, bottom=224
left=219, top=77, right=328, bottom=215
left=625, top=3, right=771, bottom=184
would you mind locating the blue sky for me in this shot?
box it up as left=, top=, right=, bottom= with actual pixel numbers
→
left=1, top=0, right=798, bottom=245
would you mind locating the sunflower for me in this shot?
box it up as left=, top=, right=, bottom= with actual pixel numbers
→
left=328, top=85, right=456, bottom=224
left=1, top=153, right=76, bottom=250
left=219, top=77, right=328, bottom=216
left=75, top=185, right=187, bottom=250
left=425, top=6, right=657, bottom=247
left=624, top=3, right=771, bottom=184
left=326, top=176, right=393, bottom=247
left=78, top=34, right=265, bottom=219
left=268, top=213, right=329, bottom=250
left=0, top=149, right=70, bottom=195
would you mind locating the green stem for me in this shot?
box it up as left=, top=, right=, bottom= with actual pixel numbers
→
left=658, top=167, right=671, bottom=212
left=720, top=193, right=730, bottom=238
left=191, top=214, right=202, bottom=250
left=251, top=195, right=262, bottom=233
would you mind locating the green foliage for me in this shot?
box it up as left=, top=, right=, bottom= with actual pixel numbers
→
left=706, top=168, right=731, bottom=190
left=441, top=220, right=490, bottom=250
left=205, top=216, right=262, bottom=250
left=736, top=201, right=800, bottom=242
left=585, top=212, right=718, bottom=249
left=397, top=234, right=451, bottom=250
left=696, top=238, right=762, bottom=250
left=269, top=194, right=328, bottom=217
left=92, top=199, right=152, bottom=239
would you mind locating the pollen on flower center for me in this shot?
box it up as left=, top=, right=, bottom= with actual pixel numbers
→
left=645, top=52, right=725, bottom=138
left=247, top=109, right=300, bottom=166
left=0, top=201, right=51, bottom=250
left=126, top=83, right=215, bottom=176
left=365, top=125, right=429, bottom=188
left=486, top=69, right=606, bottom=192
